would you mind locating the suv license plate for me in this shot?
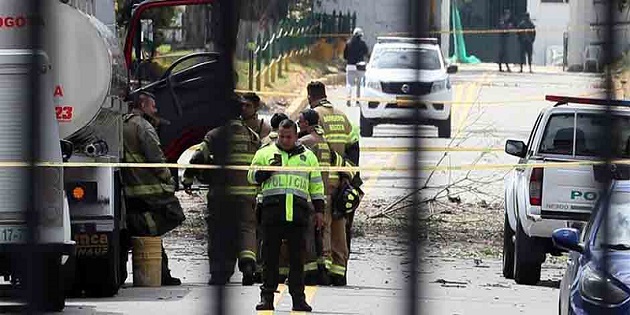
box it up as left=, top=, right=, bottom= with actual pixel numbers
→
left=396, top=96, right=420, bottom=107
left=0, top=226, right=27, bottom=243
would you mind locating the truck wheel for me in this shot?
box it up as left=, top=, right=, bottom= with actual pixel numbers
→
left=33, top=253, right=66, bottom=312
left=437, top=115, right=452, bottom=138
left=85, top=235, right=121, bottom=297
left=360, top=112, right=374, bottom=137
left=513, top=220, right=542, bottom=285
left=502, top=212, right=515, bottom=279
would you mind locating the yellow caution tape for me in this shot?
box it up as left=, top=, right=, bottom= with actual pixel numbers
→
left=360, top=146, right=503, bottom=152
left=3, top=159, right=626, bottom=172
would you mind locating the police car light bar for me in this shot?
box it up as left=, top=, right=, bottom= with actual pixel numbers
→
left=546, top=95, right=630, bottom=107
left=376, top=37, right=438, bottom=45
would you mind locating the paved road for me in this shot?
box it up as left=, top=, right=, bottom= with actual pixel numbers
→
left=328, top=68, right=604, bottom=203
left=2, top=66, right=602, bottom=314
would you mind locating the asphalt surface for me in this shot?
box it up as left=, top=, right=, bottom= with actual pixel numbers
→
left=1, top=65, right=604, bottom=314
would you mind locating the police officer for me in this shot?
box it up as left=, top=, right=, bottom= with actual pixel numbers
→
left=182, top=96, right=261, bottom=286
left=241, top=92, right=272, bottom=140
left=120, top=91, right=185, bottom=286
left=256, top=111, right=289, bottom=283
left=248, top=119, right=325, bottom=312
left=307, top=81, right=360, bottom=286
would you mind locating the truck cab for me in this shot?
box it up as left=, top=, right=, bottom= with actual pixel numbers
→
left=0, top=0, right=236, bottom=310
left=503, top=95, right=630, bottom=285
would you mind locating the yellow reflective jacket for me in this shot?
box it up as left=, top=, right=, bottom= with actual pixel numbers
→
left=248, top=143, right=325, bottom=224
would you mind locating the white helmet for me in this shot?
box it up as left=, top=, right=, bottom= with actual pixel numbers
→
left=353, top=27, right=364, bottom=37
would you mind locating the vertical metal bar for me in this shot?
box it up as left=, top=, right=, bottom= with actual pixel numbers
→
left=602, top=0, right=615, bottom=286
left=211, top=1, right=240, bottom=314
left=409, top=0, right=426, bottom=314
left=26, top=0, right=42, bottom=312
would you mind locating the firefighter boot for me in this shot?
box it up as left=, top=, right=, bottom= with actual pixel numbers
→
left=255, top=295, right=274, bottom=311
left=240, top=260, right=256, bottom=286
left=161, top=248, right=181, bottom=286
left=292, top=298, right=313, bottom=312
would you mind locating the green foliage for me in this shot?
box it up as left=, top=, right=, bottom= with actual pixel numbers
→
left=115, top=0, right=179, bottom=31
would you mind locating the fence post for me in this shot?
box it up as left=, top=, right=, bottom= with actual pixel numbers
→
left=255, top=33, right=262, bottom=91
left=248, top=40, right=255, bottom=91
left=264, top=28, right=271, bottom=87
left=277, top=23, right=283, bottom=79
left=270, top=34, right=276, bottom=84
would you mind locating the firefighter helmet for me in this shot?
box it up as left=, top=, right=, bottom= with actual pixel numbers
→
left=333, top=183, right=362, bottom=219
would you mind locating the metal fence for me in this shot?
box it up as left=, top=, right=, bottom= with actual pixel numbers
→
left=247, top=10, right=356, bottom=91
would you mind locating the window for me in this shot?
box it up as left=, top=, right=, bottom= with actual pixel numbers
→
left=538, top=113, right=630, bottom=157
left=593, top=191, right=630, bottom=249
left=371, top=48, right=442, bottom=70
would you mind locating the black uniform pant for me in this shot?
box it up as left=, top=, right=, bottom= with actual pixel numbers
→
left=520, top=42, right=533, bottom=66
left=260, top=221, right=306, bottom=301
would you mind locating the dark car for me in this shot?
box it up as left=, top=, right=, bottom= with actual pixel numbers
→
left=553, top=180, right=630, bottom=315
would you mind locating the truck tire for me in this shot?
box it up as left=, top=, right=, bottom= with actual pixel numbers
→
left=33, top=253, right=66, bottom=312
left=437, top=115, right=452, bottom=138
left=513, top=220, right=542, bottom=285
left=502, top=212, right=515, bottom=279
left=360, top=111, right=374, bottom=137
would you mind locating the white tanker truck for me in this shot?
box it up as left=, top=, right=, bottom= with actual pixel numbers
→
left=0, top=0, right=230, bottom=311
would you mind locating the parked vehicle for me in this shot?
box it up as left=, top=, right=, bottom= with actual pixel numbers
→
left=359, top=37, right=457, bottom=138
left=0, top=0, right=236, bottom=310
left=503, top=95, right=630, bottom=285
left=553, top=175, right=630, bottom=315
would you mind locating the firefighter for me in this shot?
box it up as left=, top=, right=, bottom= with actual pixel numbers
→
left=248, top=119, right=325, bottom=312
left=260, top=112, right=288, bottom=146
left=181, top=95, right=261, bottom=286
left=307, top=81, right=361, bottom=286
left=298, top=108, right=357, bottom=286
left=120, top=91, right=186, bottom=286
left=241, top=92, right=272, bottom=140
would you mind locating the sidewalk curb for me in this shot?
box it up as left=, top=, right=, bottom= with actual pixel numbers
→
left=285, top=72, right=346, bottom=120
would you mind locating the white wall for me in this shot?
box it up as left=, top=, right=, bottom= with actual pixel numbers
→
left=527, top=0, right=570, bottom=66
left=567, top=0, right=630, bottom=70
left=314, top=0, right=408, bottom=53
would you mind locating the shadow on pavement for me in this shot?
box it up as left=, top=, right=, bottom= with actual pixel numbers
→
left=537, top=279, right=561, bottom=289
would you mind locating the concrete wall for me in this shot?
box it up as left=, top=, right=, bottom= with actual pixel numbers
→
left=526, top=0, right=570, bottom=66
left=314, top=0, right=450, bottom=58
left=567, top=0, right=630, bottom=70
left=315, top=0, right=407, bottom=51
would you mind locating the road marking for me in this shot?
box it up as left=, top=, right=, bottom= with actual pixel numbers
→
left=453, top=72, right=496, bottom=138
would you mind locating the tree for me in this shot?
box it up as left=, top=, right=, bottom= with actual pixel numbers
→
left=115, top=0, right=178, bottom=31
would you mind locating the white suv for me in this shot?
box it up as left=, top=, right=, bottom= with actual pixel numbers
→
left=359, top=37, right=457, bottom=138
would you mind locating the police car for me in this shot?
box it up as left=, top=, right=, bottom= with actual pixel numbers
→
left=359, top=37, right=457, bottom=138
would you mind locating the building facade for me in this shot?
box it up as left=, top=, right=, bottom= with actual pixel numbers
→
left=313, top=0, right=451, bottom=60
left=567, top=0, right=630, bottom=71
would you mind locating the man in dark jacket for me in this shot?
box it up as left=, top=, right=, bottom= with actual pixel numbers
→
left=517, top=12, right=536, bottom=73
left=120, top=91, right=186, bottom=286
left=343, top=28, right=369, bottom=106
left=497, top=9, right=513, bottom=72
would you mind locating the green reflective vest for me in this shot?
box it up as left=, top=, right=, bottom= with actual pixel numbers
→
left=248, top=143, right=325, bottom=222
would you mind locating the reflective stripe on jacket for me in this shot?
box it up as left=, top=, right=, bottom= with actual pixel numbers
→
left=247, top=143, right=325, bottom=222
left=183, top=119, right=260, bottom=196
left=121, top=110, right=175, bottom=198
left=312, top=100, right=357, bottom=155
